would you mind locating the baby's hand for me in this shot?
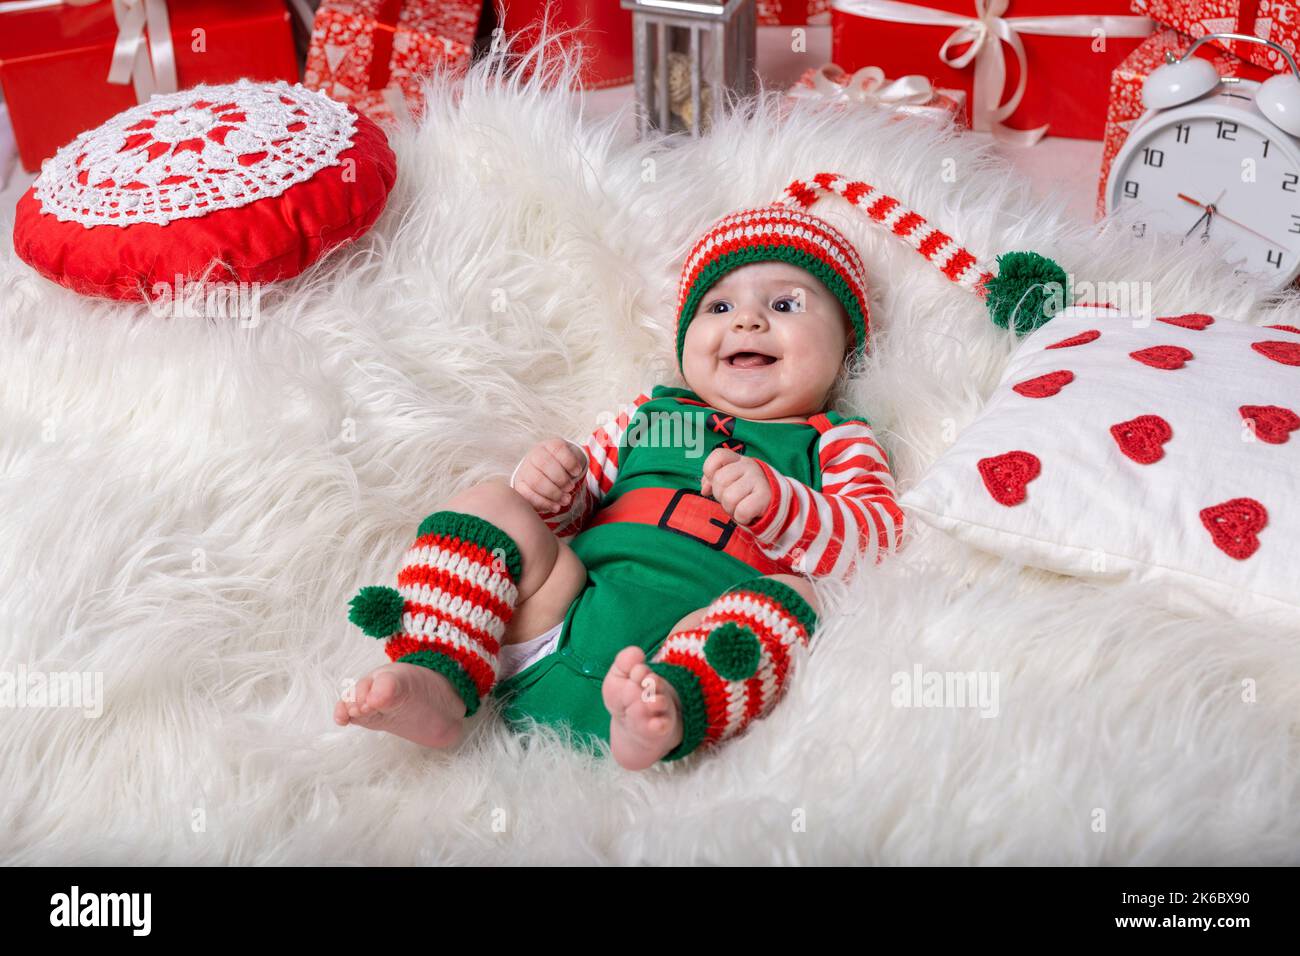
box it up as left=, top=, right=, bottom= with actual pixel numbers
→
left=513, top=438, right=587, bottom=514
left=701, top=447, right=772, bottom=526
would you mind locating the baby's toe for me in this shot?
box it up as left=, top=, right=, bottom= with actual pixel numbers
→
left=611, top=645, right=646, bottom=677
left=333, top=698, right=351, bottom=726
left=347, top=676, right=374, bottom=717
left=366, top=669, right=401, bottom=712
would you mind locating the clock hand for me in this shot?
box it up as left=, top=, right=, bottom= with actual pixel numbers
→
left=1182, top=203, right=1211, bottom=240
left=1178, top=191, right=1220, bottom=241
left=1177, top=192, right=1287, bottom=248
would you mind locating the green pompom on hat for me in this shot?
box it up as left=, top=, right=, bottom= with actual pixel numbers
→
left=983, top=251, right=1070, bottom=335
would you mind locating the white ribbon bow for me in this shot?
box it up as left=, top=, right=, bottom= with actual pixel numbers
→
left=0, top=0, right=177, bottom=101
left=834, top=0, right=1153, bottom=145
left=790, top=63, right=939, bottom=108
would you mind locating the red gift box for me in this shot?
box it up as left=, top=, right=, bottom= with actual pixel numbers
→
left=0, top=0, right=298, bottom=173
left=1095, top=25, right=1268, bottom=215
left=759, top=0, right=833, bottom=24
left=502, top=1, right=633, bottom=90
left=1130, top=0, right=1300, bottom=72
left=303, top=0, right=482, bottom=124
left=831, top=0, right=1155, bottom=141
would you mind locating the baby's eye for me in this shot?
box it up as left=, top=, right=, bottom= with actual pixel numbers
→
left=705, top=301, right=732, bottom=314
left=772, top=296, right=800, bottom=313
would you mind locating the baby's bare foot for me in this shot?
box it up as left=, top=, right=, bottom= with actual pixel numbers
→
left=333, top=662, right=467, bottom=749
left=602, top=646, right=684, bottom=770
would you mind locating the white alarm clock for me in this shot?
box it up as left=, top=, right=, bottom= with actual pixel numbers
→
left=1106, top=32, right=1300, bottom=290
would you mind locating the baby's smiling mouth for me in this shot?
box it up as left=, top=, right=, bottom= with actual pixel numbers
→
left=724, top=350, right=778, bottom=369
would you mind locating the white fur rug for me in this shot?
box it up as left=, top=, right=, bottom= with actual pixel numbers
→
left=3, top=35, right=1299, bottom=865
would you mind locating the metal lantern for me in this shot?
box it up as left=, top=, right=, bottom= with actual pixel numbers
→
left=619, top=0, right=757, bottom=138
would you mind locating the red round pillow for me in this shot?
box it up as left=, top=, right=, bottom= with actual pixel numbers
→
left=13, top=79, right=397, bottom=301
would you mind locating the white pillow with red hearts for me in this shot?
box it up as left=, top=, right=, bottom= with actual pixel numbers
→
left=900, top=305, right=1300, bottom=627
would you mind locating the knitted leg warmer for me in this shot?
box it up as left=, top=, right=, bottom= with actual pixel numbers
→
left=648, top=577, right=818, bottom=762
left=347, top=510, right=522, bottom=717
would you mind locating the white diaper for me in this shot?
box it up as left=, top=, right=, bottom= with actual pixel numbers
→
left=498, top=621, right=564, bottom=680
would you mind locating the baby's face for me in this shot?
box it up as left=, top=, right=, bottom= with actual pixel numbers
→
left=681, top=262, right=850, bottom=421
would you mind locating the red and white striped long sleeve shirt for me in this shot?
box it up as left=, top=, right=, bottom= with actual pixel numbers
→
left=746, top=413, right=904, bottom=579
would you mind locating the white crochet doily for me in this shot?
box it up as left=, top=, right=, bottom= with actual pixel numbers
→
left=34, top=80, right=358, bottom=228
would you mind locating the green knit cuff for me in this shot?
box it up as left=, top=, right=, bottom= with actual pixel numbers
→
left=415, top=510, right=522, bottom=581
left=397, top=650, right=482, bottom=717
left=726, top=576, right=819, bottom=635
left=648, top=661, right=709, bottom=762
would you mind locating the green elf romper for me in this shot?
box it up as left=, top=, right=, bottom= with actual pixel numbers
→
left=346, top=385, right=900, bottom=762
left=490, top=384, right=870, bottom=758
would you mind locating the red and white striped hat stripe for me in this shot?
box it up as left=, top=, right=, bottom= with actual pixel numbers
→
left=677, top=205, right=870, bottom=312
left=775, top=172, right=995, bottom=295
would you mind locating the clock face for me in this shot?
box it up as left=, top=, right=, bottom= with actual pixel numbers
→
left=1109, top=100, right=1300, bottom=286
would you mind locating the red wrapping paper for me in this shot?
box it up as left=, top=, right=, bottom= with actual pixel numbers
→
left=303, top=0, right=482, bottom=123
left=1131, top=0, right=1300, bottom=72
left=502, top=0, right=633, bottom=89
left=831, top=0, right=1154, bottom=140
left=1096, top=26, right=1268, bottom=216
left=0, top=0, right=298, bottom=173
left=759, top=0, right=834, bottom=23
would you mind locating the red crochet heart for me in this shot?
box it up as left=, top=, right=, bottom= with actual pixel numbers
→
left=1130, top=345, right=1193, bottom=370
left=1199, top=498, right=1268, bottom=560
left=978, top=451, right=1041, bottom=506
left=1045, top=329, right=1100, bottom=350
left=1265, top=324, right=1300, bottom=335
left=1110, top=415, right=1173, bottom=464
left=1240, top=405, right=1300, bottom=444
left=1252, top=341, right=1300, bottom=366
left=1157, top=313, right=1214, bottom=330
left=1012, top=370, right=1075, bottom=398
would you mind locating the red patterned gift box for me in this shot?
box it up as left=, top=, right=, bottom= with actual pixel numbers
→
left=303, top=0, right=482, bottom=124
left=0, top=0, right=298, bottom=173
left=831, top=0, right=1155, bottom=142
left=1130, top=0, right=1300, bottom=72
left=501, top=0, right=634, bottom=90
left=1095, top=25, right=1268, bottom=216
left=759, top=0, right=833, bottom=23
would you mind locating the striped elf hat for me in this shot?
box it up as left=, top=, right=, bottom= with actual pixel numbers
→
left=674, top=172, right=1068, bottom=367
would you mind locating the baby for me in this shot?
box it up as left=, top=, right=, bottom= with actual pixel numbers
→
left=335, top=198, right=903, bottom=769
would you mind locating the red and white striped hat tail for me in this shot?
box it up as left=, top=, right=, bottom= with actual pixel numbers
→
left=776, top=173, right=995, bottom=297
